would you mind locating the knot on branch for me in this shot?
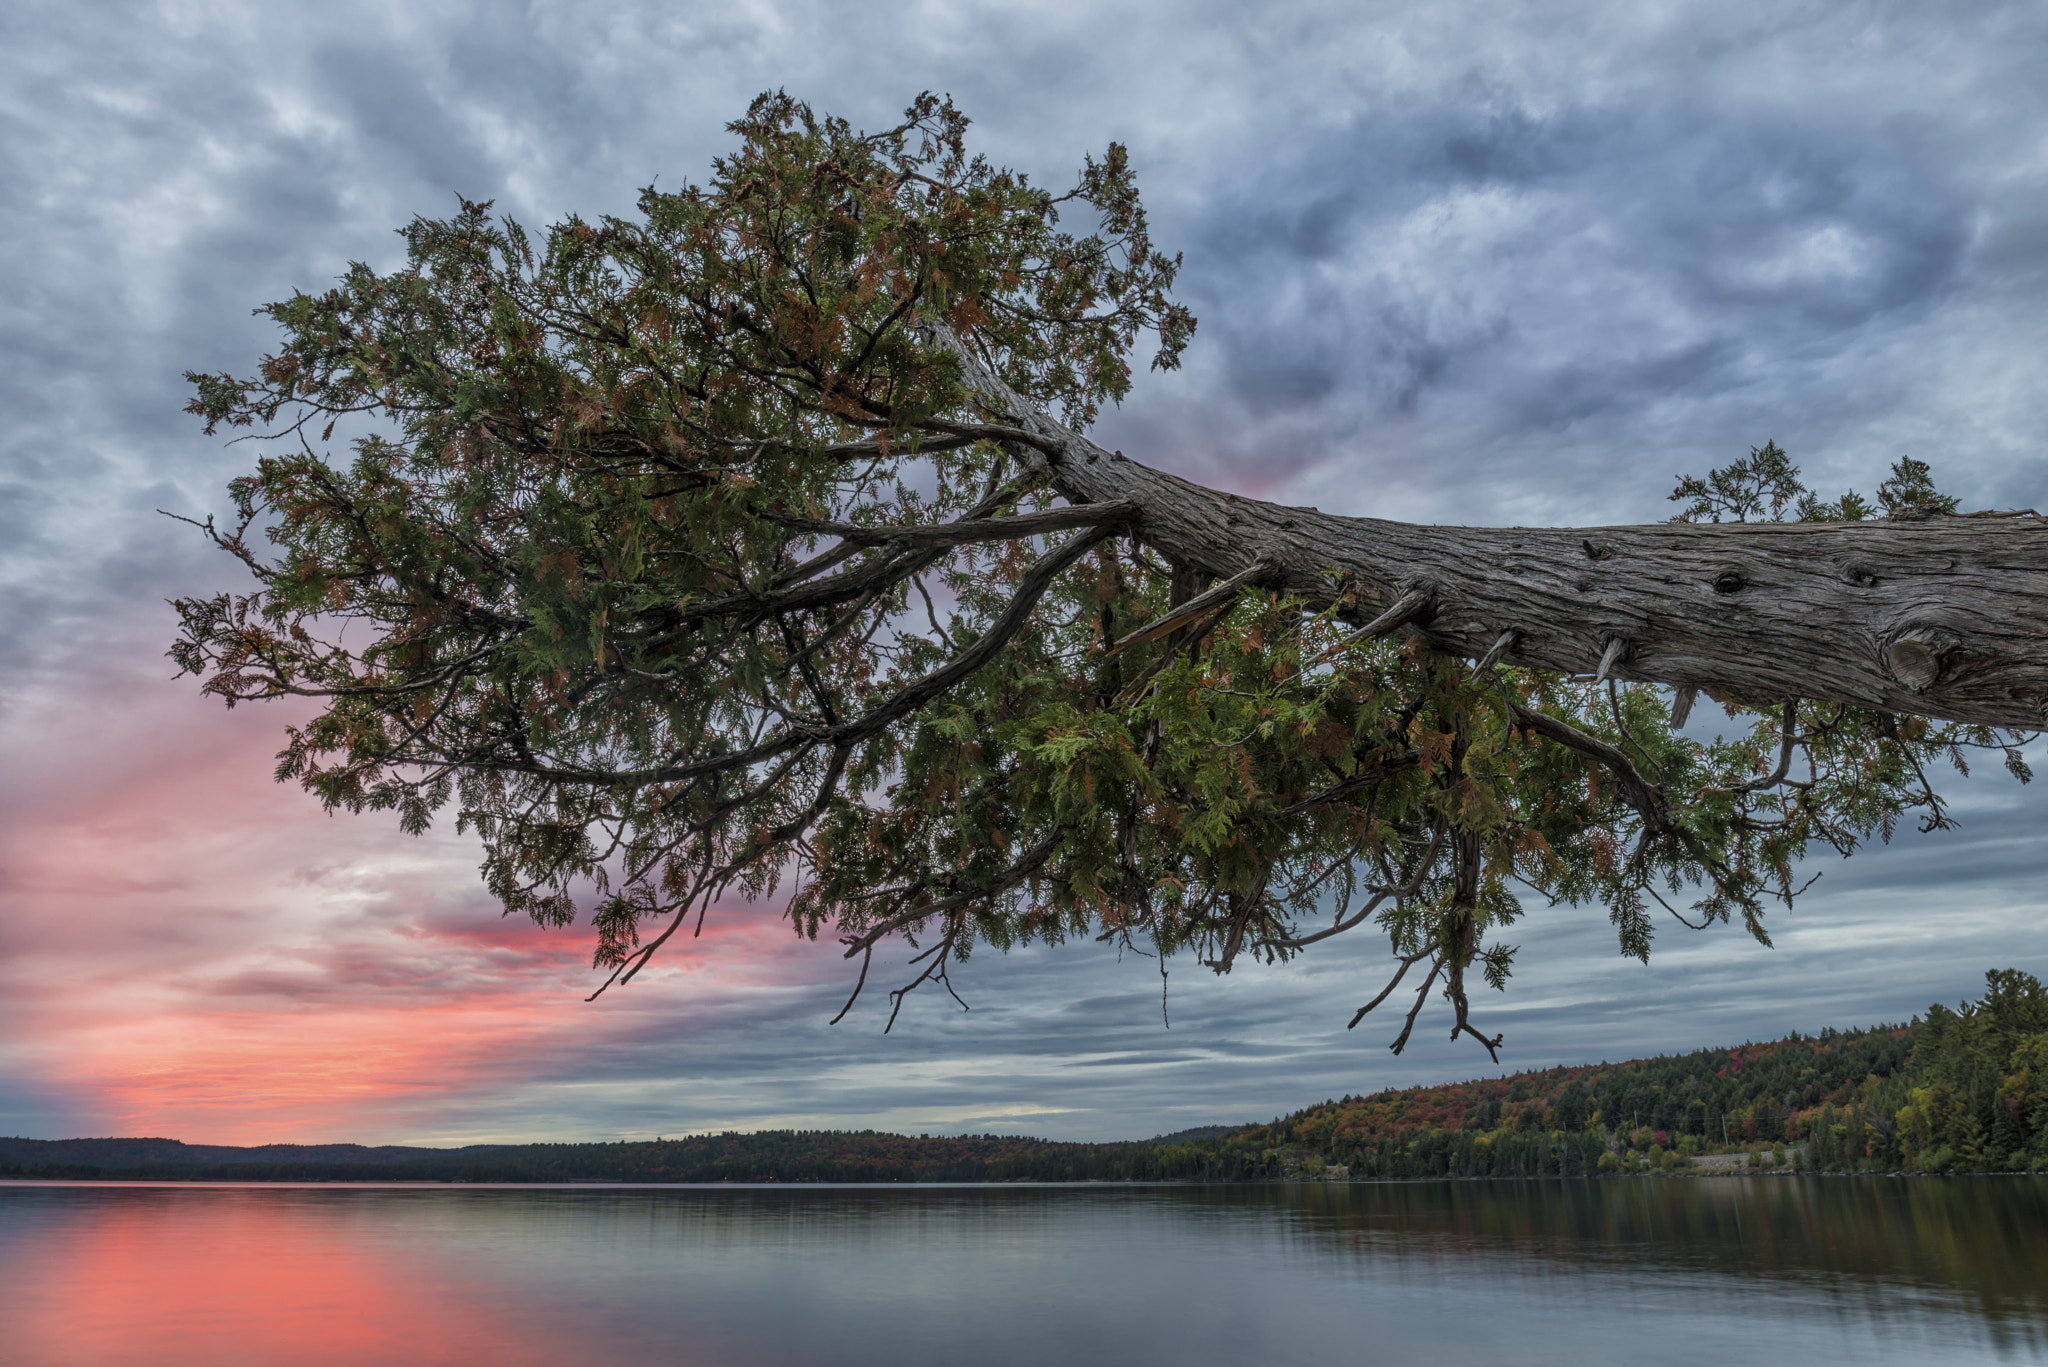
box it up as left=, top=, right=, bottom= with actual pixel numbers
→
left=1884, top=625, right=1959, bottom=694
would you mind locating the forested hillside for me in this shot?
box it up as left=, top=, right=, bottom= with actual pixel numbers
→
left=1249, top=968, right=2048, bottom=1178
left=0, top=1129, right=1270, bottom=1183
left=6, top=969, right=2042, bottom=1182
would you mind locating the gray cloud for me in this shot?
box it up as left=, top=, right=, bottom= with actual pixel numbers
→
left=2, top=0, right=2046, bottom=1144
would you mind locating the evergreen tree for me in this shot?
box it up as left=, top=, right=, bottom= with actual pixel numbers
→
left=175, top=93, right=2044, bottom=1047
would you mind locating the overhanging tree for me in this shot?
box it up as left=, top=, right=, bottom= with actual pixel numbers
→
left=174, top=93, right=2048, bottom=1056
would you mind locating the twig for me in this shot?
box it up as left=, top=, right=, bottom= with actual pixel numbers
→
left=829, top=943, right=875, bottom=1025
left=1347, top=950, right=1434, bottom=1028
left=1388, top=958, right=1445, bottom=1055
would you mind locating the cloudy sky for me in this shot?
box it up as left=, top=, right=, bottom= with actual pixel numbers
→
left=3, top=0, right=2045, bottom=1147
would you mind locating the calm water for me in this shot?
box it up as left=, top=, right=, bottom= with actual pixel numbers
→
left=4, top=1177, right=2044, bottom=1366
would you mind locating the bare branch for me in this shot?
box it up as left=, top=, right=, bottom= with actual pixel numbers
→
left=1109, top=554, right=1281, bottom=653
left=763, top=500, right=1138, bottom=550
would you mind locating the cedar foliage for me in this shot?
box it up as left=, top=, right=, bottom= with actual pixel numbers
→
left=172, top=92, right=2031, bottom=1050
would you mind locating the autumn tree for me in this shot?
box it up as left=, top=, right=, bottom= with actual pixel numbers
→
left=174, top=93, right=2047, bottom=1056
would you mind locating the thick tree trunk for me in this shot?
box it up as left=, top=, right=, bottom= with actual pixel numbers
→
left=952, top=335, right=2048, bottom=731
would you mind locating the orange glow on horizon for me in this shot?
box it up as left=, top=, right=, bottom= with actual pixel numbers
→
left=56, top=906, right=824, bottom=1146
left=0, top=693, right=828, bottom=1145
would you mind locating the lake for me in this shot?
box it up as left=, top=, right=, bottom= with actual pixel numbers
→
left=4, top=1176, right=2043, bottom=1365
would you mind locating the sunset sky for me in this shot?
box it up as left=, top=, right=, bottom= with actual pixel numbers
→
left=3, top=0, right=2046, bottom=1148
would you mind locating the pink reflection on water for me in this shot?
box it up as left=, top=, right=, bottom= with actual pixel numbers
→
left=1, top=1185, right=695, bottom=1367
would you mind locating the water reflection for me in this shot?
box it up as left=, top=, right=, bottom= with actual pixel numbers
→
left=4, top=1177, right=2042, bottom=1366
left=1266, top=1178, right=2048, bottom=1318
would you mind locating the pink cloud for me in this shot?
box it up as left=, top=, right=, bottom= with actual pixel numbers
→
left=0, top=669, right=830, bottom=1145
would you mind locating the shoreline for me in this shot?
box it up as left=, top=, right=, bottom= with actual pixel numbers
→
left=6, top=1169, right=2042, bottom=1188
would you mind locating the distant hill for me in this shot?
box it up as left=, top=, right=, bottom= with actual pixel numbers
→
left=1236, top=966, right=2045, bottom=1178
left=0, top=1130, right=1239, bottom=1184
left=0, top=1137, right=505, bottom=1170
left=7, top=969, right=2041, bottom=1182
left=1148, top=1126, right=1243, bottom=1144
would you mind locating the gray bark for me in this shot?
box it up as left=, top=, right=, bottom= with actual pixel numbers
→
left=948, top=332, right=2048, bottom=732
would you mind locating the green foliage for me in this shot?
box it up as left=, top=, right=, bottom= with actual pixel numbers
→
left=1890, top=969, right=2048, bottom=1171
left=1667, top=441, right=1960, bottom=524
left=175, top=92, right=2030, bottom=1051
left=1667, top=440, right=1810, bottom=523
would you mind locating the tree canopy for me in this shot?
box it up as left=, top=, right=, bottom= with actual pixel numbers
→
left=175, top=93, right=2042, bottom=1056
